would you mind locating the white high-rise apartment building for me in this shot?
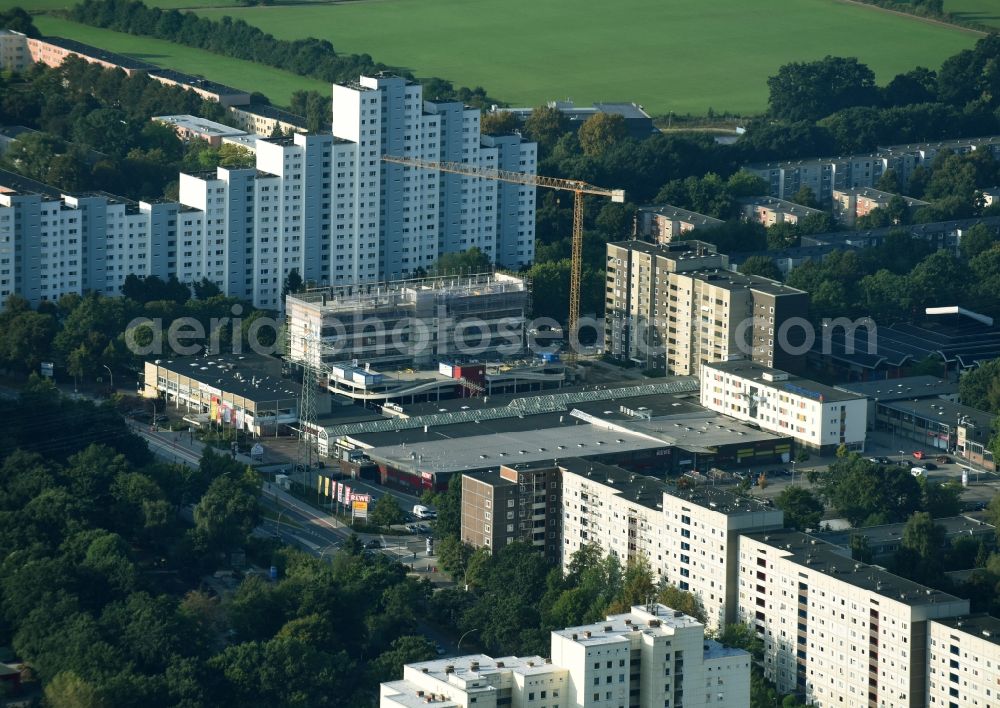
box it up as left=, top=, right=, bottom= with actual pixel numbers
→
left=0, top=75, right=536, bottom=309
left=926, top=614, right=1000, bottom=708
left=331, top=75, right=536, bottom=279
left=380, top=604, right=750, bottom=708
left=560, top=459, right=783, bottom=630
left=738, top=529, right=969, bottom=708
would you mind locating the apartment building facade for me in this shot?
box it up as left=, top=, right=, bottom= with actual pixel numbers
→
left=380, top=604, right=750, bottom=708
left=738, top=530, right=969, bottom=708
left=636, top=205, right=724, bottom=245
left=745, top=135, right=1000, bottom=204
left=0, top=75, right=537, bottom=309
left=700, top=360, right=868, bottom=454
left=560, top=459, right=783, bottom=630
left=740, top=196, right=825, bottom=227
left=927, top=614, right=1000, bottom=708
left=462, top=463, right=562, bottom=564
left=605, top=240, right=809, bottom=376
left=831, top=187, right=929, bottom=226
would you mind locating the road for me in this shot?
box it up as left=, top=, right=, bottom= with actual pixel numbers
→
left=132, top=423, right=443, bottom=571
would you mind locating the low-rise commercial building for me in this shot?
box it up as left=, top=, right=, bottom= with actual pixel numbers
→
left=561, top=459, right=783, bottom=630
left=142, top=355, right=305, bottom=436
left=927, top=614, right=1000, bottom=708
left=738, top=529, right=969, bottom=707
left=380, top=604, right=750, bottom=708
left=833, top=375, right=959, bottom=432
left=700, top=360, right=868, bottom=454
left=873, top=397, right=994, bottom=469
left=152, top=115, right=248, bottom=146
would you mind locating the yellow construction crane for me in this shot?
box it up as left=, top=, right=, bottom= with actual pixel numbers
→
left=382, top=155, right=624, bottom=362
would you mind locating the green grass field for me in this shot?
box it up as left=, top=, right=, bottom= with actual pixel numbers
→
left=180, top=0, right=980, bottom=115
left=947, top=0, right=1000, bottom=28
left=32, top=15, right=331, bottom=106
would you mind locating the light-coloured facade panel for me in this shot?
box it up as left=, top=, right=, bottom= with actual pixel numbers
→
left=700, top=360, right=867, bottom=454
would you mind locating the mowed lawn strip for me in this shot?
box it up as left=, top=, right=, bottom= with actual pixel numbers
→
left=190, top=0, right=976, bottom=115
left=33, top=15, right=330, bottom=107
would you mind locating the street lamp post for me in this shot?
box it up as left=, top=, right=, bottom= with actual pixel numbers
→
left=102, top=364, right=114, bottom=392
left=457, top=628, right=480, bottom=652
left=275, top=509, right=286, bottom=537
left=791, top=460, right=796, bottom=484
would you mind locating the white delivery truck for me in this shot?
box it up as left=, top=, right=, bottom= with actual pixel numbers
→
left=413, top=504, right=436, bottom=519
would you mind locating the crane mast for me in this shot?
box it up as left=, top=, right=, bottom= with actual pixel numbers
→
left=381, top=154, right=624, bottom=362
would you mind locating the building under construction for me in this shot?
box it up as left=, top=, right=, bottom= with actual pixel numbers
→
left=285, top=272, right=529, bottom=369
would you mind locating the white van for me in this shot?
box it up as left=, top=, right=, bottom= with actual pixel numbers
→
left=911, top=467, right=928, bottom=477
left=413, top=504, right=436, bottom=519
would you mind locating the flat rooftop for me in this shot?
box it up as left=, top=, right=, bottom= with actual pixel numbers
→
left=365, top=422, right=666, bottom=475
left=152, top=354, right=300, bottom=403
left=877, top=397, right=993, bottom=430
left=818, top=515, right=994, bottom=548
left=148, top=69, right=249, bottom=97
left=639, top=204, right=724, bottom=225
left=553, top=604, right=704, bottom=646
left=153, top=115, right=247, bottom=137
left=571, top=395, right=787, bottom=453
left=236, top=103, right=309, bottom=128
left=608, top=239, right=720, bottom=259
left=705, top=360, right=865, bottom=404
left=39, top=35, right=154, bottom=71
left=834, top=375, right=957, bottom=401
left=559, top=458, right=775, bottom=516
left=0, top=167, right=64, bottom=198
left=404, top=653, right=549, bottom=683
left=747, top=529, right=968, bottom=608
left=290, top=272, right=527, bottom=310
left=323, top=377, right=700, bottom=439
left=933, top=614, right=1000, bottom=647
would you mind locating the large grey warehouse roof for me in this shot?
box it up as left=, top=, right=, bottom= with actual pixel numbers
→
left=365, top=424, right=665, bottom=475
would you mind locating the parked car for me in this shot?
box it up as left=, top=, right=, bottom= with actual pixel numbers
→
left=364, top=538, right=383, bottom=549
left=911, top=467, right=928, bottom=477
left=876, top=456, right=891, bottom=465
left=923, top=462, right=938, bottom=471
left=912, top=450, right=925, bottom=460
left=936, top=455, right=952, bottom=464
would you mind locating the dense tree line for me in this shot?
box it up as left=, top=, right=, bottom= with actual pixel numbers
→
left=0, top=54, right=251, bottom=200
left=66, top=0, right=500, bottom=107
left=754, top=37, right=1000, bottom=159
left=0, top=386, right=438, bottom=706
left=0, top=277, right=275, bottom=392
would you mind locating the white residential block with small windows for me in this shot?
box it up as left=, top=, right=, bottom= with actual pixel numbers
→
left=560, top=460, right=783, bottom=631
left=700, top=360, right=867, bottom=454
left=0, top=74, right=537, bottom=310
left=926, top=615, right=1000, bottom=708
left=738, top=530, right=969, bottom=708
left=380, top=605, right=750, bottom=708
